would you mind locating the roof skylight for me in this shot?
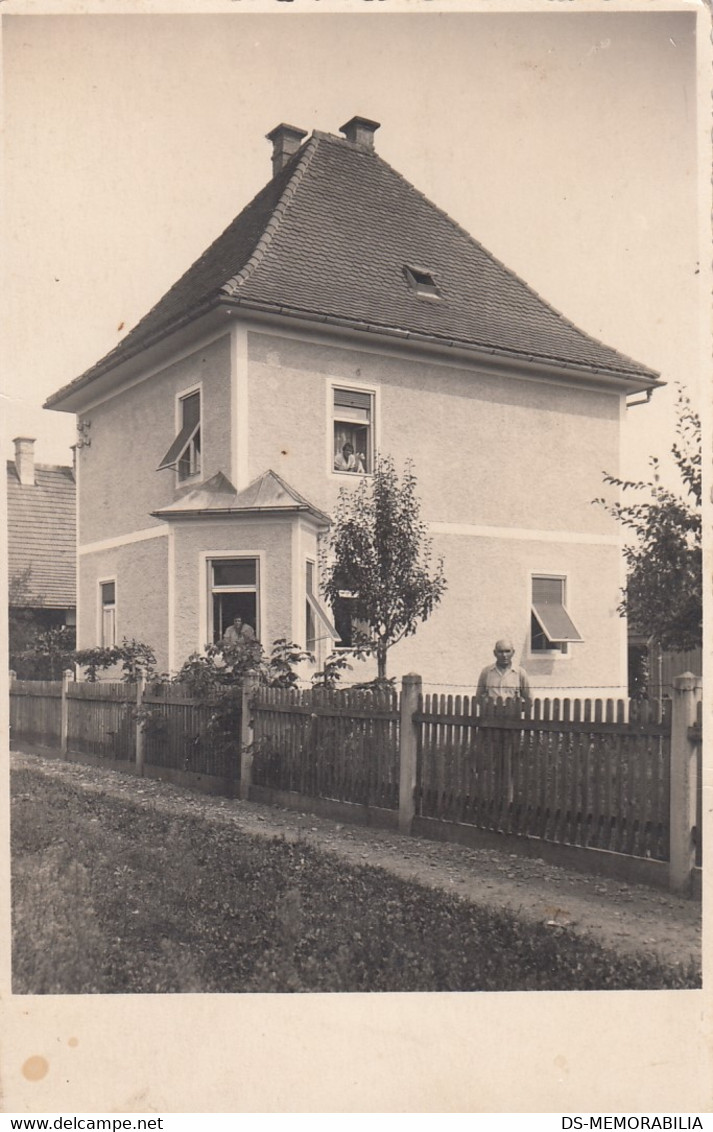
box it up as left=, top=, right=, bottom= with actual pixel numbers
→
left=404, top=265, right=442, bottom=300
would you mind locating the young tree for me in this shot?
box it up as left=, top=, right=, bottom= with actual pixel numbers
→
left=321, top=456, right=446, bottom=680
left=596, top=388, right=701, bottom=651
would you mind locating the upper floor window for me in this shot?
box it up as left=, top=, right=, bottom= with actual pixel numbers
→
left=158, top=388, right=201, bottom=481
left=530, top=574, right=582, bottom=655
left=333, top=387, right=373, bottom=475
left=100, top=580, right=116, bottom=647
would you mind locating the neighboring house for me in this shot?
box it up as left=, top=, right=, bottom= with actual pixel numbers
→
left=44, top=116, right=661, bottom=692
left=7, top=437, right=76, bottom=653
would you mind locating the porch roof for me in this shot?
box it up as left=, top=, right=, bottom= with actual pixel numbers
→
left=151, top=469, right=330, bottom=525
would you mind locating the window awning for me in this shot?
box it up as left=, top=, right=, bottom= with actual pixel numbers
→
left=531, top=599, right=583, bottom=644
left=307, top=593, right=340, bottom=641
left=157, top=420, right=199, bottom=471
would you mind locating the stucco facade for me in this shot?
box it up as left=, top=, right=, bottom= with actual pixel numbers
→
left=74, top=317, right=627, bottom=691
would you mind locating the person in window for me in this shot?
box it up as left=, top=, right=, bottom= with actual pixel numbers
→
left=477, top=638, right=531, bottom=705
left=334, top=441, right=366, bottom=473
left=222, top=616, right=256, bottom=646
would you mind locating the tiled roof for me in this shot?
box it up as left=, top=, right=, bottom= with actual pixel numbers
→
left=46, top=127, right=659, bottom=407
left=7, top=463, right=76, bottom=608
left=152, top=469, right=330, bottom=524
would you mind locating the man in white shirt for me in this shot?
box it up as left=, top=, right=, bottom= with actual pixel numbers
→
left=476, top=639, right=531, bottom=704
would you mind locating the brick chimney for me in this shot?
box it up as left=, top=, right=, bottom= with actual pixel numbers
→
left=266, top=123, right=308, bottom=177
left=339, top=116, right=380, bottom=150
left=13, top=437, right=35, bottom=486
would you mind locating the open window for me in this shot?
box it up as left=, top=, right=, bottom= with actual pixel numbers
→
left=100, top=580, right=116, bottom=647
left=332, top=590, right=371, bottom=650
left=209, top=557, right=258, bottom=644
left=530, top=575, right=582, bottom=655
left=333, top=387, right=373, bottom=474
left=158, top=388, right=201, bottom=481
left=305, top=560, right=338, bottom=654
left=404, top=264, right=441, bottom=300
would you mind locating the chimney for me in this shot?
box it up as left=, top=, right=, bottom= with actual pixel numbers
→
left=266, top=123, right=308, bottom=177
left=339, top=116, right=380, bottom=150
left=13, top=437, right=35, bottom=486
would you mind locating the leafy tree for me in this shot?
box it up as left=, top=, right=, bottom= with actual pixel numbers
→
left=321, top=456, right=446, bottom=681
left=596, top=388, right=701, bottom=651
left=73, top=638, right=157, bottom=682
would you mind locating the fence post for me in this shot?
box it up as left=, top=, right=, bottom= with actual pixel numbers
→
left=669, top=672, right=702, bottom=894
left=399, top=673, right=422, bottom=836
left=239, top=672, right=260, bottom=801
left=60, top=669, right=72, bottom=758
left=135, top=673, right=146, bottom=777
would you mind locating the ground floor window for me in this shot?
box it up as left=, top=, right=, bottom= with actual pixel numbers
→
left=332, top=591, right=371, bottom=650
left=530, top=574, right=582, bottom=654
left=100, top=580, right=116, bottom=647
left=209, top=557, right=259, bottom=644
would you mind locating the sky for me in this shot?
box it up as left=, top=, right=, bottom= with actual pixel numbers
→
left=2, top=6, right=704, bottom=486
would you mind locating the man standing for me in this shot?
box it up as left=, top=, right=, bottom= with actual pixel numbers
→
left=477, top=639, right=531, bottom=704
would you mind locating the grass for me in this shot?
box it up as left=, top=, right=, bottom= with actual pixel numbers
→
left=11, top=765, right=700, bottom=994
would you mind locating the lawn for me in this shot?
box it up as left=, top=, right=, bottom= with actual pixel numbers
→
left=11, top=765, right=700, bottom=994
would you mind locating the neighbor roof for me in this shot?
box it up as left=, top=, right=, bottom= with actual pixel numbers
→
left=46, top=125, right=660, bottom=408
left=7, top=463, right=76, bottom=608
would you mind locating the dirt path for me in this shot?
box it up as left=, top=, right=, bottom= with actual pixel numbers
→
left=11, top=749, right=701, bottom=971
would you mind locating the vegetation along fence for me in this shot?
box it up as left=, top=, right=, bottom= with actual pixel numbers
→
left=10, top=673, right=238, bottom=792
left=9, top=669, right=702, bottom=894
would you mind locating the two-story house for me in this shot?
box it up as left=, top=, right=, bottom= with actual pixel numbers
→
left=44, top=116, right=661, bottom=692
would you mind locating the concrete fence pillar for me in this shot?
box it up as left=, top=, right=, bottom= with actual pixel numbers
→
left=399, top=673, right=422, bottom=836
left=60, top=669, right=73, bottom=758
left=135, top=673, right=146, bottom=777
left=239, top=672, right=260, bottom=801
left=669, top=672, right=702, bottom=894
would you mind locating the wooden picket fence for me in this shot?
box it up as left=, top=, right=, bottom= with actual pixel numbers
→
left=9, top=670, right=702, bottom=892
left=9, top=677, right=238, bottom=784
left=251, top=685, right=399, bottom=809
left=416, top=694, right=672, bottom=860
left=9, top=680, right=63, bottom=748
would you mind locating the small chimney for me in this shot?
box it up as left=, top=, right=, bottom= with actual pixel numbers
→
left=13, top=437, right=35, bottom=487
left=266, top=123, right=308, bottom=177
left=339, top=116, right=380, bottom=150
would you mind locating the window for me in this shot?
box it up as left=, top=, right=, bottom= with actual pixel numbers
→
left=332, top=590, right=371, bottom=650
left=333, top=387, right=373, bottom=474
left=305, top=561, right=317, bottom=652
left=530, top=575, right=582, bottom=654
left=158, top=389, right=201, bottom=481
left=100, top=580, right=116, bottom=647
left=209, top=557, right=259, bottom=644
left=404, top=265, right=441, bottom=299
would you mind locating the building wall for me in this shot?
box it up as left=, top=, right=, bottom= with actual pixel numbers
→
left=246, top=329, right=626, bottom=692
left=77, top=334, right=231, bottom=545
left=78, top=534, right=170, bottom=670
left=170, top=516, right=295, bottom=668
left=246, top=330, right=621, bottom=533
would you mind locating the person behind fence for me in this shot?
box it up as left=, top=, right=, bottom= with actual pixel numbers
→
left=477, top=638, right=531, bottom=705
left=222, top=615, right=256, bottom=646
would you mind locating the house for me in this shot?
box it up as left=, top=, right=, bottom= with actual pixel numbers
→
left=7, top=437, right=76, bottom=657
left=44, top=116, right=661, bottom=692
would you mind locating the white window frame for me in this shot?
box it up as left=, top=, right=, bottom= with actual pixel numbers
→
left=327, top=378, right=379, bottom=481
left=176, top=382, right=202, bottom=485
left=200, top=551, right=263, bottom=648
left=157, top=381, right=203, bottom=486
left=98, top=576, right=117, bottom=648
left=528, top=571, right=575, bottom=661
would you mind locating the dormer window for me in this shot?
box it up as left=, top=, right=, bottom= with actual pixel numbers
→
left=158, top=388, right=201, bottom=481
left=404, top=265, right=441, bottom=300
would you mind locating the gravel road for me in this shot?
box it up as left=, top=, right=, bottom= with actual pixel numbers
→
left=11, top=748, right=701, bottom=971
